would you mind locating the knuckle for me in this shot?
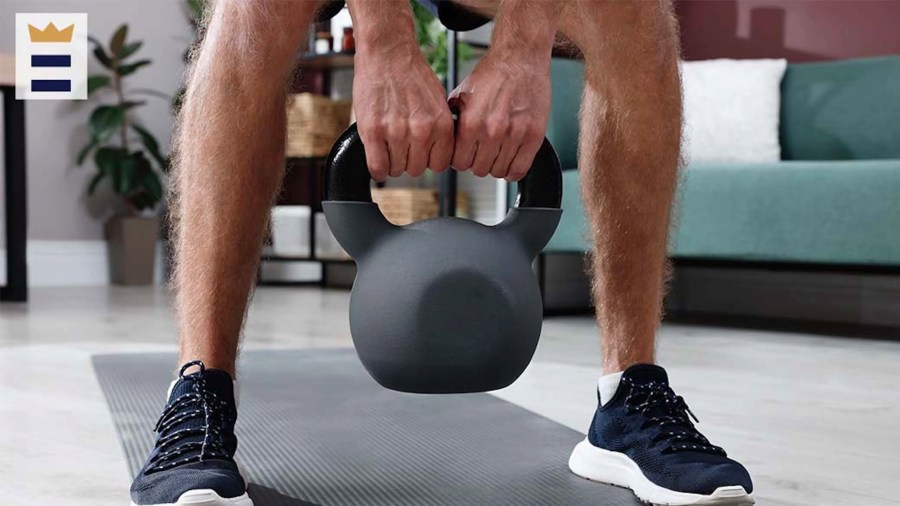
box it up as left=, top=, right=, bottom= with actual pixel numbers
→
left=385, top=118, right=407, bottom=140
left=360, top=121, right=385, bottom=141
left=510, top=117, right=530, bottom=137
left=437, top=115, right=455, bottom=134
left=485, top=117, right=510, bottom=141
left=408, top=119, right=433, bottom=140
left=526, top=121, right=545, bottom=140
left=459, top=116, right=484, bottom=136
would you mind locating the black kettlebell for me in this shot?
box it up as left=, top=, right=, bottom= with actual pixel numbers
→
left=323, top=124, right=562, bottom=394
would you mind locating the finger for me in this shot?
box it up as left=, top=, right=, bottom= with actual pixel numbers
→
left=358, top=123, right=390, bottom=182
left=428, top=115, right=454, bottom=173
left=451, top=117, right=479, bottom=171
left=405, top=119, right=432, bottom=178
left=406, top=139, right=429, bottom=178
left=507, top=132, right=543, bottom=182
left=471, top=140, right=500, bottom=178
left=491, top=140, right=520, bottom=180
left=387, top=140, right=409, bottom=178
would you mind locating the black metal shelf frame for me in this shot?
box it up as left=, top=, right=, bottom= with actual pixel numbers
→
left=1, top=84, right=27, bottom=302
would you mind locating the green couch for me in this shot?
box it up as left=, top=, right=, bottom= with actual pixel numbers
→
left=538, top=56, right=900, bottom=267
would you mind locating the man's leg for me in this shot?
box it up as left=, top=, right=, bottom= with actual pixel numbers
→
left=449, top=0, right=678, bottom=371
left=130, top=2, right=319, bottom=505
left=559, top=2, right=681, bottom=374
left=171, top=0, right=319, bottom=376
left=561, top=4, right=753, bottom=504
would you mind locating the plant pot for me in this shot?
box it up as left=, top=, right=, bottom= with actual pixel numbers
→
left=106, top=215, right=158, bottom=285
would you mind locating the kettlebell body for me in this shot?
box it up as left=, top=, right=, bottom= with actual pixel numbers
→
left=323, top=125, right=562, bottom=394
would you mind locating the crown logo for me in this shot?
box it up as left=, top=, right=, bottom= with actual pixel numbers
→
left=28, top=22, right=75, bottom=43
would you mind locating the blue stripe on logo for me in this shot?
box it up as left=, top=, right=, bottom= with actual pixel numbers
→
left=31, top=55, right=72, bottom=67
left=31, top=80, right=72, bottom=92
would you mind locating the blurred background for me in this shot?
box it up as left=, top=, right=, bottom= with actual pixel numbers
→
left=1, top=1, right=899, bottom=505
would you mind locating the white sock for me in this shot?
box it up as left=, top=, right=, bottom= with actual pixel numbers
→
left=597, top=371, right=624, bottom=406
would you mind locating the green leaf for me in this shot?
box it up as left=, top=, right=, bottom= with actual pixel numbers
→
left=119, top=40, right=143, bottom=60
left=87, top=172, right=105, bottom=195
left=87, top=75, right=111, bottom=95
left=126, top=152, right=163, bottom=210
left=89, top=106, right=124, bottom=142
left=92, top=147, right=127, bottom=195
left=140, top=165, right=164, bottom=205
left=94, top=146, right=122, bottom=175
left=118, top=59, right=151, bottom=77
left=100, top=150, right=136, bottom=196
left=110, top=25, right=128, bottom=56
left=92, top=44, right=114, bottom=70
left=132, top=124, right=168, bottom=170
left=118, top=152, right=140, bottom=195
left=77, top=139, right=98, bottom=166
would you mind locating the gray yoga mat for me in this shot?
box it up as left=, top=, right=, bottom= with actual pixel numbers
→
left=93, top=349, right=640, bottom=506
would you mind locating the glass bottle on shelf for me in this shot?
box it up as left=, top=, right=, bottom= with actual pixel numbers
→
left=341, top=27, right=355, bottom=53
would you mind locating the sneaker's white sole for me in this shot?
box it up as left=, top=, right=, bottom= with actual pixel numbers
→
left=568, top=439, right=754, bottom=505
left=131, top=490, right=253, bottom=506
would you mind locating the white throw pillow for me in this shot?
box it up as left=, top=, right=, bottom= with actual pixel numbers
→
left=681, top=58, right=787, bottom=164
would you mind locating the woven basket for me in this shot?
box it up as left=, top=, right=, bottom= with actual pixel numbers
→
left=285, top=93, right=352, bottom=158
left=371, top=188, right=470, bottom=226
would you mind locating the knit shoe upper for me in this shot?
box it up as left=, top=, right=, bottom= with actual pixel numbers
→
left=587, top=364, right=753, bottom=495
left=130, top=361, right=247, bottom=505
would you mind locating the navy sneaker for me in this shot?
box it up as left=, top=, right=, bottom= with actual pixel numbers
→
left=569, top=364, right=753, bottom=505
left=130, top=361, right=252, bottom=506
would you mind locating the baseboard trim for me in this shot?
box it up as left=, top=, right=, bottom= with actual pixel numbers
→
left=1, top=240, right=165, bottom=287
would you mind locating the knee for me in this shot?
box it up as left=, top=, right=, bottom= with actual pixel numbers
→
left=567, top=0, right=679, bottom=71
left=205, top=0, right=320, bottom=66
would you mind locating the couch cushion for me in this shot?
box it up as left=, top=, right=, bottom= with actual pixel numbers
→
left=547, top=58, right=584, bottom=170
left=538, top=161, right=900, bottom=267
left=673, top=160, right=900, bottom=265
left=781, top=56, right=900, bottom=160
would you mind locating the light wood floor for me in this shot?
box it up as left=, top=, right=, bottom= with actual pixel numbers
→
left=0, top=286, right=898, bottom=505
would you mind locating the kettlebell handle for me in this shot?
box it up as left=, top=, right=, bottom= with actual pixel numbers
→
left=323, top=123, right=562, bottom=209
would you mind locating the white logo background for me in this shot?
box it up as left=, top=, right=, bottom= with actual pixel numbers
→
left=15, top=13, right=89, bottom=100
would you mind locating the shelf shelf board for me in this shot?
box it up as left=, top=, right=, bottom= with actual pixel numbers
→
left=261, top=254, right=353, bottom=264
left=298, top=44, right=489, bottom=72
left=299, top=52, right=355, bottom=70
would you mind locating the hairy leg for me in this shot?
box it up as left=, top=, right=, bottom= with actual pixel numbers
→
left=453, top=0, right=681, bottom=373
left=170, top=0, right=319, bottom=375
left=560, top=1, right=682, bottom=374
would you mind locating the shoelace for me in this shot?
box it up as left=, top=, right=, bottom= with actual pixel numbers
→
left=622, top=377, right=726, bottom=456
left=146, top=360, right=236, bottom=473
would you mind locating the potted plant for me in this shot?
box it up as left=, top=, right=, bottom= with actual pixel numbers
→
left=410, top=0, right=473, bottom=83
left=77, top=24, right=168, bottom=285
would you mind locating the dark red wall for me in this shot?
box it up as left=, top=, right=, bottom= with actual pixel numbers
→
left=677, top=0, right=900, bottom=62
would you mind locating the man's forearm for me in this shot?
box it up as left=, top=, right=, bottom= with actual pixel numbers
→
left=491, top=0, right=560, bottom=58
left=346, top=0, right=418, bottom=55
